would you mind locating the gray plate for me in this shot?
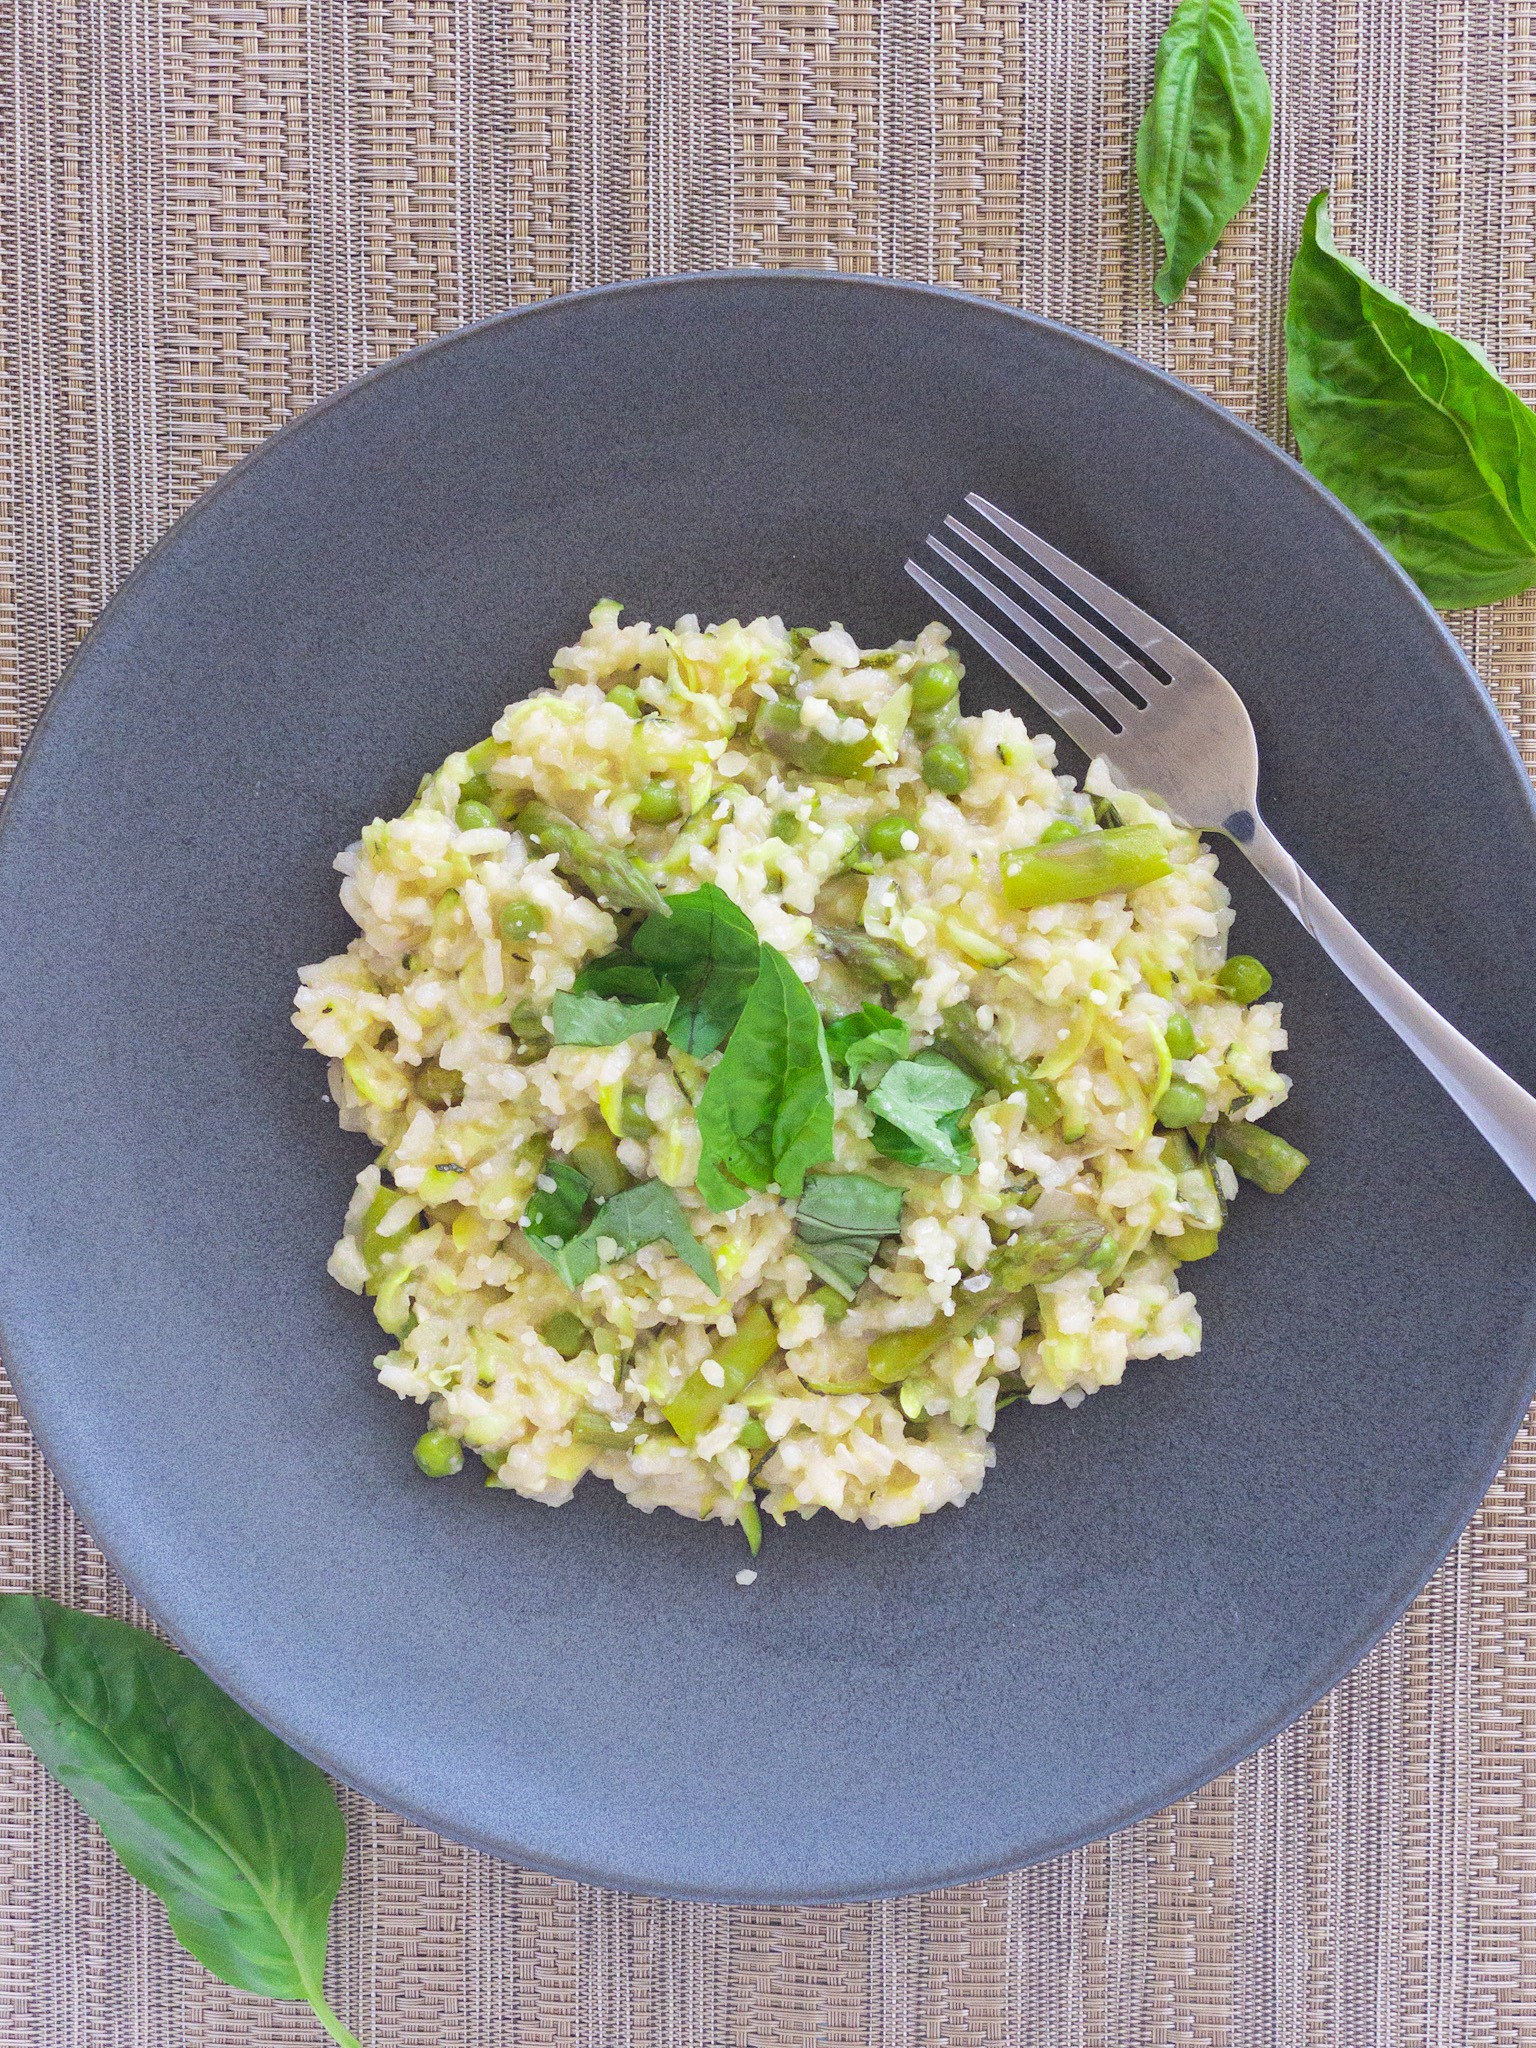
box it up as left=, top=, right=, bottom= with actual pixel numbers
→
left=1, top=275, right=1533, bottom=1903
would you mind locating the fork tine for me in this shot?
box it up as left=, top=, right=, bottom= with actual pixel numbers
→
left=943, top=516, right=1159, bottom=698
left=964, top=494, right=1188, bottom=665
left=923, top=536, right=1138, bottom=725
left=903, top=556, right=1120, bottom=761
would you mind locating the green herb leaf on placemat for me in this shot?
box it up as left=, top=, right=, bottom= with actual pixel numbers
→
left=1287, top=189, right=1536, bottom=608
left=1136, top=0, right=1272, bottom=304
left=0, top=1596, right=360, bottom=2047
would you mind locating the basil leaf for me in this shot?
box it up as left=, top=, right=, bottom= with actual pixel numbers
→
left=1136, top=0, right=1272, bottom=304
left=634, top=884, right=762, bottom=1055
left=522, top=1157, right=593, bottom=1258
left=1287, top=190, right=1536, bottom=607
left=796, top=1171, right=905, bottom=1240
left=797, top=1239, right=877, bottom=1301
left=538, top=1179, right=719, bottom=1294
left=867, top=1053, right=980, bottom=1174
left=549, top=988, right=678, bottom=1045
left=696, top=945, right=836, bottom=1210
left=794, top=1171, right=904, bottom=1299
left=871, top=1111, right=977, bottom=1175
left=0, top=1597, right=358, bottom=2046
left=824, top=1002, right=911, bottom=1084
left=572, top=957, right=668, bottom=1002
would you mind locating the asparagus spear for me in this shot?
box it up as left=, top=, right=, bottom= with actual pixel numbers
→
left=867, top=1216, right=1117, bottom=1386
left=936, top=1001, right=1030, bottom=1093
left=1212, top=1119, right=1309, bottom=1194
left=1000, top=824, right=1172, bottom=909
left=755, top=699, right=878, bottom=779
left=665, top=1304, right=780, bottom=1444
left=737, top=1493, right=764, bottom=1557
left=987, top=1215, right=1118, bottom=1290
left=1173, top=1226, right=1221, bottom=1260
left=815, top=922, right=921, bottom=993
left=570, top=1410, right=648, bottom=1449
left=936, top=1002, right=1062, bottom=1129
left=657, top=788, right=739, bottom=874
left=868, top=1286, right=1027, bottom=1386
left=516, top=801, right=670, bottom=916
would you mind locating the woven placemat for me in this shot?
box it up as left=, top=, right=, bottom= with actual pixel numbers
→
left=2, top=2, right=1534, bottom=2040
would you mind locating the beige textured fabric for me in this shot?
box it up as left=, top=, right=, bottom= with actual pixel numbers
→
left=2, top=1, right=1535, bottom=2040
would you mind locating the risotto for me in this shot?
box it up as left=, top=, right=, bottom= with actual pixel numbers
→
left=293, top=603, right=1306, bottom=1548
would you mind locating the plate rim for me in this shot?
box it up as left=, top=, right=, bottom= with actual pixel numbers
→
left=2, top=271, right=1534, bottom=1901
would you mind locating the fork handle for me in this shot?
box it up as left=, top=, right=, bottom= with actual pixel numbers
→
left=1239, top=817, right=1536, bottom=1200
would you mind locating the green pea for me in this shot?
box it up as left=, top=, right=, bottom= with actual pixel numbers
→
left=1163, top=1012, right=1198, bottom=1061
left=459, top=773, right=494, bottom=806
left=921, top=742, right=971, bottom=795
left=634, top=779, right=684, bottom=825
left=569, top=1123, right=632, bottom=1198
left=865, top=812, right=916, bottom=859
left=539, top=1310, right=588, bottom=1360
left=455, top=799, right=498, bottom=832
left=618, top=1086, right=653, bottom=1140
left=909, top=658, right=961, bottom=714
left=1216, top=954, right=1273, bottom=1004
left=1038, top=819, right=1083, bottom=845
left=413, top=1428, right=463, bottom=1478
left=414, top=1059, right=463, bottom=1108
left=608, top=684, right=643, bottom=718
left=499, top=899, right=545, bottom=942
left=738, top=1417, right=771, bottom=1451
left=1155, top=1079, right=1207, bottom=1130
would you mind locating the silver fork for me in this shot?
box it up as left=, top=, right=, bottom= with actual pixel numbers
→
left=907, top=493, right=1536, bottom=1201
